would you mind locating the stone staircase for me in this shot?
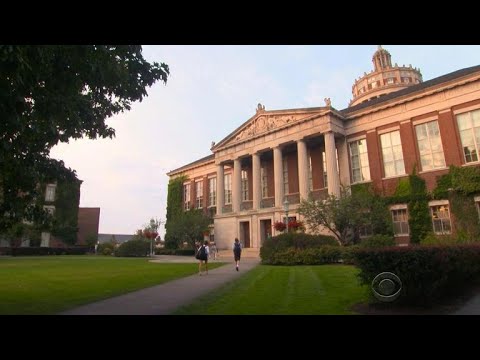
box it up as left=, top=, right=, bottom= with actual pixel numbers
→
left=217, top=247, right=260, bottom=259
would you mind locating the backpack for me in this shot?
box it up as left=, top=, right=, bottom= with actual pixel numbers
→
left=196, top=245, right=207, bottom=260
left=233, top=242, right=241, bottom=256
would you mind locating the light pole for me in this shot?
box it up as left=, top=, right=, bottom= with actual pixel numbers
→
left=283, top=198, right=289, bottom=233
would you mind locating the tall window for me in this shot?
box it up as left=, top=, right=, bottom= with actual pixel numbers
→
left=208, top=178, right=216, bottom=207
left=45, top=184, right=56, bottom=202
left=391, top=207, right=409, bottom=236
left=430, top=203, right=451, bottom=234
left=307, top=152, right=313, bottom=192
left=261, top=161, right=268, bottom=198
left=475, top=196, right=480, bottom=222
left=349, top=139, right=371, bottom=183
left=183, top=184, right=191, bottom=210
left=456, top=109, right=480, bottom=163
left=380, top=130, right=405, bottom=177
left=415, top=120, right=445, bottom=171
left=224, top=174, right=232, bottom=204
left=195, top=181, right=203, bottom=209
left=283, top=158, right=289, bottom=195
left=241, top=170, right=249, bottom=201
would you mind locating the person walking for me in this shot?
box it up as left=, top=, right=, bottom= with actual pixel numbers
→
left=210, top=242, right=218, bottom=260
left=233, top=238, right=242, bottom=271
left=197, top=240, right=210, bottom=275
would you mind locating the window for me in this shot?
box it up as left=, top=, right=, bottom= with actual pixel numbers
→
left=241, top=170, right=249, bottom=201
left=430, top=203, right=451, bottom=234
left=224, top=174, right=232, bottom=204
left=456, top=109, right=480, bottom=163
left=43, top=205, right=55, bottom=216
left=40, top=232, right=50, bottom=247
left=391, top=207, right=409, bottom=236
left=322, top=149, right=339, bottom=188
left=261, top=161, right=268, bottom=198
left=402, top=77, right=410, bottom=84
left=45, top=184, right=56, bottom=202
left=195, top=181, right=203, bottom=209
left=358, top=224, right=373, bottom=238
left=415, top=120, right=446, bottom=171
left=183, top=184, right=191, bottom=210
left=282, top=158, right=289, bottom=195
left=208, top=178, right=216, bottom=207
left=386, top=78, right=395, bottom=85
left=380, top=131, right=405, bottom=177
left=349, top=139, right=371, bottom=183
left=475, top=196, right=480, bottom=222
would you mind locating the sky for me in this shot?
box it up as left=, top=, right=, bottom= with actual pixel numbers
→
left=49, top=45, right=480, bottom=238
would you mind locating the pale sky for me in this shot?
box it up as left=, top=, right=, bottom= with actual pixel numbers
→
left=49, top=45, right=480, bottom=238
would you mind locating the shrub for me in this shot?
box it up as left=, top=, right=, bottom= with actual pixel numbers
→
left=359, top=234, right=395, bottom=248
left=102, top=248, right=112, bottom=256
left=98, top=242, right=115, bottom=255
left=114, top=240, right=150, bottom=257
left=353, top=244, right=480, bottom=306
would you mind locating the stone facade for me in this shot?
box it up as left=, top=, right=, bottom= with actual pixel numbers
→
left=168, top=47, right=480, bottom=249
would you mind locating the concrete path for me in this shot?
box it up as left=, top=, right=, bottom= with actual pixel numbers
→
left=60, top=256, right=260, bottom=315
left=452, top=293, right=480, bottom=315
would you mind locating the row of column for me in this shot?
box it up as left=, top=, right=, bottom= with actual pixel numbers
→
left=216, top=132, right=341, bottom=215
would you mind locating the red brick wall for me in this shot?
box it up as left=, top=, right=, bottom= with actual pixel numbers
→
left=399, top=120, right=417, bottom=175
left=77, top=207, right=100, bottom=245
left=287, top=153, right=299, bottom=194
left=438, top=110, right=462, bottom=166
left=310, top=146, right=323, bottom=190
left=366, top=130, right=383, bottom=192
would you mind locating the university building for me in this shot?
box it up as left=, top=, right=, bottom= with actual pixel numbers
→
left=167, top=46, right=480, bottom=250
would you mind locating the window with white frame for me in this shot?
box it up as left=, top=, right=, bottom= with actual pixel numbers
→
left=380, top=130, right=405, bottom=177
left=241, top=170, right=249, bottom=201
left=475, top=196, right=480, bottom=222
left=45, top=184, right=56, bottom=202
left=208, top=177, right=216, bottom=207
left=183, top=184, right=191, bottom=210
left=43, top=205, right=55, bottom=216
left=40, top=232, right=50, bottom=247
left=456, top=109, right=480, bottom=163
left=308, top=152, right=313, bottom=192
left=430, top=202, right=451, bottom=234
left=415, top=120, right=445, bottom=171
left=349, top=139, right=371, bottom=183
left=261, top=161, right=268, bottom=198
left=224, top=173, right=232, bottom=204
left=386, top=78, right=395, bottom=85
left=195, top=181, right=203, bottom=209
left=283, top=158, right=289, bottom=195
left=391, top=205, right=409, bottom=236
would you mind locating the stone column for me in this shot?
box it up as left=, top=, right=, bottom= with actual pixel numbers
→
left=325, top=131, right=340, bottom=197
left=336, top=136, right=351, bottom=189
left=233, top=158, right=242, bottom=213
left=252, top=152, right=261, bottom=210
left=273, top=146, right=284, bottom=208
left=297, top=139, right=309, bottom=201
left=216, top=164, right=224, bottom=215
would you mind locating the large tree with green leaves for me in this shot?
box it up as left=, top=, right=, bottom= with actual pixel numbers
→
left=298, top=185, right=392, bottom=245
left=0, top=45, right=169, bottom=232
left=167, top=209, right=211, bottom=249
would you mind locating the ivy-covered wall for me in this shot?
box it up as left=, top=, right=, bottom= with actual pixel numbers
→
left=50, top=179, right=81, bottom=245
left=165, top=175, right=187, bottom=248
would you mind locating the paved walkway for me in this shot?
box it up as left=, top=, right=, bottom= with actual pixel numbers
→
left=452, top=293, right=480, bottom=315
left=60, top=256, right=260, bottom=315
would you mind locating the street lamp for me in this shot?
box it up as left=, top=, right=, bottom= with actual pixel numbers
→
left=283, top=198, right=289, bottom=233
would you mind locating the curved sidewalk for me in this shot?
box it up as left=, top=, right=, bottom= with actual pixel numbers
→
left=60, top=256, right=260, bottom=315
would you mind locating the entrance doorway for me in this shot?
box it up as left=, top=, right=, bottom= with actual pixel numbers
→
left=239, top=221, right=250, bottom=248
left=259, top=219, right=272, bottom=246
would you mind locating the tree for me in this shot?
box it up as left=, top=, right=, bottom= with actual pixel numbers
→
left=0, top=45, right=169, bottom=233
left=167, top=209, right=211, bottom=249
left=298, top=186, right=392, bottom=245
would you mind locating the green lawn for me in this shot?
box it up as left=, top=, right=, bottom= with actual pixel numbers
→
left=0, top=256, right=224, bottom=315
left=174, top=264, right=369, bottom=315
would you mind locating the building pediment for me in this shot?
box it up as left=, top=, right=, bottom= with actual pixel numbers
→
left=213, top=107, right=330, bottom=151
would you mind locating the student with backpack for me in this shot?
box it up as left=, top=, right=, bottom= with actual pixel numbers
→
left=196, top=240, right=210, bottom=275
left=232, top=238, right=242, bottom=271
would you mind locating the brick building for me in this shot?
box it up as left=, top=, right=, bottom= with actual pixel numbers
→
left=167, top=46, right=480, bottom=249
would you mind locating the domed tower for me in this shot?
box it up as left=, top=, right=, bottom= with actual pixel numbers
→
left=349, top=46, right=423, bottom=107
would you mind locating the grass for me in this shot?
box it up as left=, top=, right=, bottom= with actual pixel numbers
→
left=0, top=255, right=224, bottom=315
left=174, top=264, right=369, bottom=315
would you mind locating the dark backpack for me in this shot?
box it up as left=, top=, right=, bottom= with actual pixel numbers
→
left=196, top=245, right=207, bottom=260
left=234, top=242, right=241, bottom=256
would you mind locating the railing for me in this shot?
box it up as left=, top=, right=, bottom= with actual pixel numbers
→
left=260, top=197, right=275, bottom=209
left=222, top=204, right=232, bottom=213
left=286, top=193, right=300, bottom=205
left=311, top=189, right=329, bottom=201
left=240, top=201, right=253, bottom=211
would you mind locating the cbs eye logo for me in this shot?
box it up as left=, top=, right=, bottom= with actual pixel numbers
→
left=371, top=272, right=402, bottom=302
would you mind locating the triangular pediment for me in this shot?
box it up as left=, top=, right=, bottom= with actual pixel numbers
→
left=213, top=107, right=329, bottom=150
